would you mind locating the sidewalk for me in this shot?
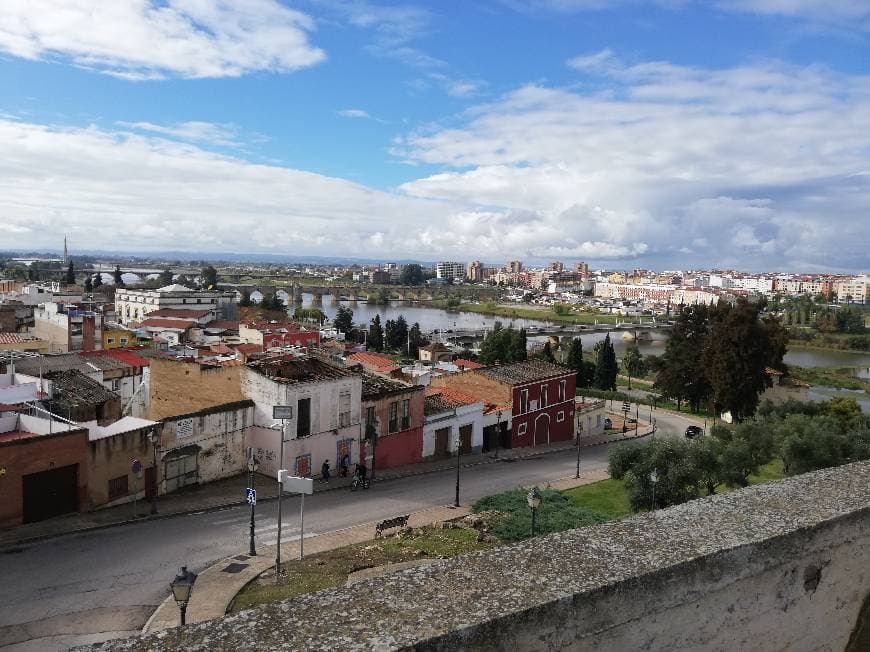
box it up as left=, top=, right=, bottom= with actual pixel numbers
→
left=0, top=428, right=650, bottom=548
left=143, top=467, right=611, bottom=634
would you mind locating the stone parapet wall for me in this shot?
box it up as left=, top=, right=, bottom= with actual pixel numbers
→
left=83, top=461, right=870, bottom=652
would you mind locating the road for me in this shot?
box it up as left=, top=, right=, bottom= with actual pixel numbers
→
left=0, top=404, right=699, bottom=651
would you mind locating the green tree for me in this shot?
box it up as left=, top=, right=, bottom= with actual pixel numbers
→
left=540, top=340, right=555, bottom=362
left=620, top=344, right=644, bottom=388
left=83, top=276, right=93, bottom=292
left=408, top=322, right=427, bottom=358
left=400, top=264, right=424, bottom=286
left=239, top=290, right=253, bottom=307
left=334, top=305, right=354, bottom=334
left=608, top=439, right=702, bottom=511
left=593, top=334, right=617, bottom=390
left=654, top=305, right=711, bottom=412
left=65, top=261, right=75, bottom=285
left=113, top=265, right=123, bottom=286
left=368, top=314, right=384, bottom=352
left=201, top=265, right=218, bottom=288
left=704, top=300, right=787, bottom=422
left=565, top=338, right=589, bottom=389
left=93, top=272, right=103, bottom=288
left=479, top=323, right=527, bottom=365
left=293, top=307, right=326, bottom=323
left=158, top=269, right=174, bottom=285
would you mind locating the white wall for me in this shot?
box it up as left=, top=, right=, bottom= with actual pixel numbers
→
left=422, top=402, right=483, bottom=458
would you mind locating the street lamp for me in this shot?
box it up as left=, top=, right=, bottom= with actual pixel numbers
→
left=148, top=428, right=160, bottom=515
left=454, top=424, right=461, bottom=508
left=170, top=566, right=197, bottom=626
left=247, top=450, right=259, bottom=556
left=649, top=470, right=658, bottom=511
left=494, top=409, right=502, bottom=459
left=575, top=421, right=582, bottom=479
left=527, top=486, right=542, bottom=537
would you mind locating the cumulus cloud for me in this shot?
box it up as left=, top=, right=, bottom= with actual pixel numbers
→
left=115, top=121, right=245, bottom=147
left=397, top=56, right=870, bottom=270
left=0, top=0, right=326, bottom=79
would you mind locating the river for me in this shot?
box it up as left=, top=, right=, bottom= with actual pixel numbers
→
left=297, top=295, right=870, bottom=370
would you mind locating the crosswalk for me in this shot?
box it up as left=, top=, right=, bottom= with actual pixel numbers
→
left=210, top=512, right=318, bottom=549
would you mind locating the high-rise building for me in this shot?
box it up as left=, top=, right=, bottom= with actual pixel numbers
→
left=436, top=261, right=466, bottom=280
left=466, top=260, right=486, bottom=282
left=573, top=262, right=589, bottom=278
left=505, top=260, right=523, bottom=274
left=548, top=261, right=564, bottom=273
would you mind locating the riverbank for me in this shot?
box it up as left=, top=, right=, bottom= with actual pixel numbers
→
left=789, top=365, right=870, bottom=393
left=424, top=300, right=626, bottom=326
left=787, top=340, right=870, bottom=355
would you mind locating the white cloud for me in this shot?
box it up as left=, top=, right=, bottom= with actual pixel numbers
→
left=397, top=56, right=870, bottom=269
left=337, top=109, right=372, bottom=119
left=115, top=121, right=244, bottom=147
left=718, top=0, right=870, bottom=21
left=0, top=0, right=326, bottom=79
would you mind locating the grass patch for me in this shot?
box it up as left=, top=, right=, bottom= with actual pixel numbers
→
left=563, top=479, right=632, bottom=518
left=231, top=526, right=490, bottom=613
left=473, top=488, right=610, bottom=541
left=748, top=458, right=785, bottom=484
left=789, top=365, right=870, bottom=393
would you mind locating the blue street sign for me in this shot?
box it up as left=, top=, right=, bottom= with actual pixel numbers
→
left=246, top=488, right=256, bottom=506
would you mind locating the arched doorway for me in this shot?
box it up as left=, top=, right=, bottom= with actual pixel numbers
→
left=534, top=413, right=550, bottom=446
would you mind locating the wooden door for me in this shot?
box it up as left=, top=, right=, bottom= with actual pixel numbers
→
left=434, top=428, right=450, bottom=459
left=459, top=424, right=473, bottom=454
left=534, top=414, right=550, bottom=446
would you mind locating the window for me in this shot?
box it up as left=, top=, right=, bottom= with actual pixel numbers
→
left=120, top=337, right=128, bottom=345
left=401, top=399, right=410, bottom=430
left=558, top=380, right=566, bottom=402
left=111, top=379, right=120, bottom=391
left=339, top=391, right=351, bottom=428
left=108, top=475, right=128, bottom=500
left=540, top=384, right=548, bottom=408
left=388, top=401, right=398, bottom=433
left=556, top=411, right=565, bottom=422
left=297, top=398, right=311, bottom=437
left=365, top=406, right=377, bottom=439
left=517, top=422, right=527, bottom=436
left=106, top=337, right=115, bottom=345
left=520, top=389, right=529, bottom=413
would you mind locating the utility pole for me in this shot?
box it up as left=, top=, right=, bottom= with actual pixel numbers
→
left=276, top=419, right=286, bottom=579
left=575, top=422, right=582, bottom=479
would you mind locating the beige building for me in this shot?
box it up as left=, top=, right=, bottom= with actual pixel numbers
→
left=835, top=277, right=869, bottom=303
left=147, top=357, right=245, bottom=420
left=115, top=284, right=236, bottom=326
left=0, top=332, right=49, bottom=353
left=32, top=302, right=102, bottom=353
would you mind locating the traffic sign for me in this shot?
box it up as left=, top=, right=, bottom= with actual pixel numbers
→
left=277, top=471, right=314, bottom=495
left=131, top=458, right=142, bottom=474
left=622, top=401, right=631, bottom=413
left=273, top=405, right=293, bottom=420
left=246, top=488, right=257, bottom=506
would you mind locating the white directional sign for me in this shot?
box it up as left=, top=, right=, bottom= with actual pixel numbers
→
left=273, top=405, right=293, bottom=420
left=277, top=471, right=314, bottom=495
left=246, top=488, right=256, bottom=506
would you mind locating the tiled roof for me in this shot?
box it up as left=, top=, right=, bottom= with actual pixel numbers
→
left=454, top=358, right=484, bottom=370
left=476, top=360, right=571, bottom=385
left=139, top=318, right=195, bottom=330
left=348, top=352, right=401, bottom=374
left=0, top=332, right=42, bottom=344
left=247, top=356, right=352, bottom=385
left=13, top=352, right=128, bottom=375
left=360, top=372, right=419, bottom=400
left=420, top=342, right=451, bottom=352
left=45, top=370, right=119, bottom=407
left=146, top=308, right=212, bottom=319
left=94, top=349, right=150, bottom=368
left=205, top=320, right=240, bottom=330
left=424, top=387, right=483, bottom=415
left=233, top=343, right=263, bottom=355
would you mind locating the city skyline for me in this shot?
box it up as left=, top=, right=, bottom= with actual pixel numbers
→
left=2, top=2, right=870, bottom=270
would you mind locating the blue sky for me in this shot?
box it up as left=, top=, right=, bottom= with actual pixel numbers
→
left=1, top=1, right=869, bottom=271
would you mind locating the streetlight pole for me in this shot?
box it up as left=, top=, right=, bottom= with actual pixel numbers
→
left=575, top=421, right=582, bottom=479
left=276, top=419, right=286, bottom=579
left=527, top=486, right=541, bottom=537
left=248, top=448, right=258, bottom=557
left=494, top=409, right=502, bottom=459
left=650, top=469, right=658, bottom=511
left=149, top=428, right=160, bottom=515
left=170, top=566, right=197, bottom=626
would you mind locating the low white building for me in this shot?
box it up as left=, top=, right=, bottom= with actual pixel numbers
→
left=575, top=398, right=606, bottom=439
left=422, top=388, right=484, bottom=459
left=115, top=284, right=236, bottom=326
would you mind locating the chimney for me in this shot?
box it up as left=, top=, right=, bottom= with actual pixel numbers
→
left=82, top=314, right=96, bottom=351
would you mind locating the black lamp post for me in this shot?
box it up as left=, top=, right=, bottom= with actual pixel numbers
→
left=454, top=425, right=461, bottom=508
left=248, top=451, right=259, bottom=557
left=170, top=566, right=197, bottom=626
left=148, top=428, right=160, bottom=515
left=650, top=470, right=658, bottom=511
left=494, top=409, right=502, bottom=459
left=527, top=486, right=542, bottom=537
left=575, top=421, right=582, bottom=479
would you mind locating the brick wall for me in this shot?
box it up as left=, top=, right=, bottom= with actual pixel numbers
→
left=0, top=429, right=89, bottom=528
left=148, top=358, right=244, bottom=420
left=87, top=428, right=154, bottom=508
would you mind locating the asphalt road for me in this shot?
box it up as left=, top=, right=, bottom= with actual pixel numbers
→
left=0, top=404, right=701, bottom=651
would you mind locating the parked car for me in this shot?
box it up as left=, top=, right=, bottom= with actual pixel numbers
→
left=604, top=417, right=613, bottom=429
left=685, top=425, right=703, bottom=439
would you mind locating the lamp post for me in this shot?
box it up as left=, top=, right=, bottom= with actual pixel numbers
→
left=494, top=409, right=502, bottom=459
left=148, top=428, right=160, bottom=515
left=527, top=486, right=542, bottom=537
left=649, top=470, right=658, bottom=511
left=170, top=566, right=197, bottom=626
left=247, top=449, right=258, bottom=556
left=454, top=424, right=461, bottom=508
left=575, top=421, right=582, bottom=479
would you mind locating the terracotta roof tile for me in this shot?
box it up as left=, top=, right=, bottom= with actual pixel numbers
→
left=139, top=318, right=195, bottom=330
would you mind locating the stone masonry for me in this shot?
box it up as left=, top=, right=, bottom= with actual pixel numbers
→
left=82, top=461, right=870, bottom=651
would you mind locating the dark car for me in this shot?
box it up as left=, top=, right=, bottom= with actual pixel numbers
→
left=685, top=425, right=703, bottom=439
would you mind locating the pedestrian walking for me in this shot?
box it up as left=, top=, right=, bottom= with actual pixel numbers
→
left=340, top=453, right=350, bottom=478
left=321, top=459, right=331, bottom=483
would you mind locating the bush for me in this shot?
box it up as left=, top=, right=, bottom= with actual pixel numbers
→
left=472, top=488, right=609, bottom=541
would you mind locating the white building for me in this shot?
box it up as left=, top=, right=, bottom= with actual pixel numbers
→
left=422, top=389, right=484, bottom=459
left=435, top=261, right=466, bottom=281
left=114, top=284, right=236, bottom=326
left=835, top=277, right=869, bottom=304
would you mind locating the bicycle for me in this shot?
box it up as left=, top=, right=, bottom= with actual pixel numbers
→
left=350, top=472, right=370, bottom=491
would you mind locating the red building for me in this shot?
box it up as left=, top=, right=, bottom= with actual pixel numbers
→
left=431, top=360, right=576, bottom=449
left=359, top=373, right=425, bottom=471
left=239, top=322, right=320, bottom=350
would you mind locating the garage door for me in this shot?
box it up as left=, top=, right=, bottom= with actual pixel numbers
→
left=22, top=464, right=79, bottom=523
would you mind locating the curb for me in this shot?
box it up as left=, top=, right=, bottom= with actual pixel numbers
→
left=0, top=435, right=644, bottom=550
